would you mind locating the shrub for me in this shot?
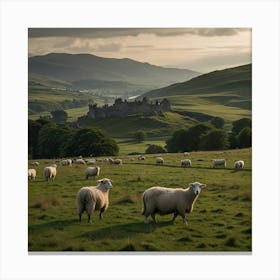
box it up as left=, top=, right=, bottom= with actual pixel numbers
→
left=145, top=144, right=166, bottom=154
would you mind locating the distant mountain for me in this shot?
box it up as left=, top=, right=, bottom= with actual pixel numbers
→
left=28, top=53, right=200, bottom=87
left=140, top=64, right=252, bottom=111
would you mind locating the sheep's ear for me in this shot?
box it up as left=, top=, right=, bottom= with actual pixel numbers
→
left=189, top=183, right=194, bottom=188
left=200, top=184, right=206, bottom=188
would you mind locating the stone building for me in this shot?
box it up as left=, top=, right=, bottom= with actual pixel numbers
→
left=87, top=97, right=171, bottom=119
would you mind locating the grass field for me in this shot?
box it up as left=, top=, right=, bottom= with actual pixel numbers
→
left=28, top=148, right=251, bottom=252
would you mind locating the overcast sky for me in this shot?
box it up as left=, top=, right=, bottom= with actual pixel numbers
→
left=28, top=28, right=251, bottom=73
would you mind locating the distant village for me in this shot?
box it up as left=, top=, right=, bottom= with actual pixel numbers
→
left=87, top=97, right=171, bottom=119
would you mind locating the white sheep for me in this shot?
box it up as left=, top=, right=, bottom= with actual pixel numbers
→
left=181, top=159, right=191, bottom=167
left=212, top=159, right=226, bottom=168
left=76, top=178, right=113, bottom=223
left=109, top=158, right=122, bottom=165
left=28, top=169, right=36, bottom=180
left=85, top=166, right=100, bottom=180
left=183, top=152, right=190, bottom=157
left=234, top=160, right=245, bottom=169
left=31, top=161, right=40, bottom=166
left=142, top=182, right=206, bottom=225
left=156, top=157, right=164, bottom=165
left=60, top=159, right=72, bottom=166
left=44, top=166, right=57, bottom=182
left=75, top=159, right=86, bottom=165
left=86, top=159, right=96, bottom=165
left=138, top=155, right=145, bottom=160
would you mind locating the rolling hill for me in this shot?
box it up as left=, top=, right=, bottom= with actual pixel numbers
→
left=28, top=53, right=200, bottom=87
left=139, top=64, right=252, bottom=121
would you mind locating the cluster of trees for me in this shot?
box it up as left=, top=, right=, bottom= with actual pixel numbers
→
left=28, top=119, right=119, bottom=159
left=166, top=117, right=251, bottom=153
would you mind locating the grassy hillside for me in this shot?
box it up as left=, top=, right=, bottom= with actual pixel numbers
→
left=140, top=64, right=252, bottom=121
left=28, top=148, right=252, bottom=252
left=79, top=111, right=198, bottom=138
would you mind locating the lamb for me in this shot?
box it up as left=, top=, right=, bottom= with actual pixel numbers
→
left=234, top=160, right=245, bottom=169
left=76, top=178, right=113, bottom=223
left=85, top=166, right=100, bottom=180
left=44, top=166, right=57, bottom=182
left=142, top=181, right=206, bottom=225
left=109, top=158, right=122, bottom=165
left=28, top=169, right=36, bottom=180
left=156, top=157, right=164, bottom=165
left=212, top=159, right=226, bottom=168
left=181, top=159, right=191, bottom=167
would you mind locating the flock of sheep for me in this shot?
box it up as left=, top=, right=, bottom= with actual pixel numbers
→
left=28, top=153, right=245, bottom=226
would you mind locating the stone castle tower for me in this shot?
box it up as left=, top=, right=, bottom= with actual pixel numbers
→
left=87, top=97, right=171, bottom=119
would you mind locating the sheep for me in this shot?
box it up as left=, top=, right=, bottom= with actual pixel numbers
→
left=156, top=157, right=164, bottom=165
left=75, top=159, right=86, bottom=165
left=235, top=160, right=245, bottom=169
left=142, top=182, right=206, bottom=225
left=138, top=155, right=145, bottom=160
left=212, top=159, right=226, bottom=168
left=85, top=166, right=100, bottom=180
left=109, top=158, right=122, bottom=165
left=60, top=159, right=72, bottom=166
left=44, top=166, right=57, bottom=182
left=183, top=152, right=190, bottom=157
left=31, top=161, right=40, bottom=166
left=86, top=159, right=96, bottom=165
left=28, top=169, right=36, bottom=180
left=51, top=163, right=57, bottom=168
left=181, top=159, right=191, bottom=168
left=76, top=178, right=113, bottom=223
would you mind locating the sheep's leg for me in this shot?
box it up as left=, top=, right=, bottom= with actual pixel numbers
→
left=78, top=213, right=82, bottom=223
left=181, top=214, right=188, bottom=225
left=87, top=214, right=92, bottom=223
left=144, top=215, right=149, bottom=224
left=171, top=213, right=178, bottom=222
left=99, top=209, right=104, bottom=219
left=151, top=213, right=157, bottom=224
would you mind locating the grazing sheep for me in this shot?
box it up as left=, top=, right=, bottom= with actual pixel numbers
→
left=235, top=160, right=245, bottom=169
left=183, top=152, right=190, bottom=157
left=109, top=158, right=122, bottom=165
left=44, top=166, right=57, bottom=182
left=86, top=159, right=96, bottom=165
left=212, top=159, right=226, bottom=168
left=28, top=169, right=36, bottom=180
left=181, top=159, right=191, bottom=168
left=75, top=159, right=86, bottom=165
left=76, top=178, right=113, bottom=223
left=85, top=166, right=100, bottom=180
left=142, top=182, right=206, bottom=225
left=138, top=155, right=145, bottom=160
left=31, top=161, right=40, bottom=166
left=156, top=157, right=164, bottom=165
left=60, top=159, right=72, bottom=166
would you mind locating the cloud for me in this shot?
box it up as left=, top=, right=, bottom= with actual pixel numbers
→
left=28, top=28, right=248, bottom=39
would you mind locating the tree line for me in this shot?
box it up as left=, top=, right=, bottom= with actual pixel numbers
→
left=166, top=117, right=251, bottom=153
left=28, top=119, right=119, bottom=159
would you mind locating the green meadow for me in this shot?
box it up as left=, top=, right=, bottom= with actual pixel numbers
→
left=28, top=148, right=251, bottom=252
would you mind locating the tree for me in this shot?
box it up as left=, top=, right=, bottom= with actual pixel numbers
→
left=210, top=117, right=225, bottom=129
left=237, top=127, right=252, bottom=148
left=232, top=118, right=251, bottom=135
left=145, top=144, right=166, bottom=154
left=64, top=128, right=119, bottom=157
left=200, top=129, right=229, bottom=151
left=134, top=131, right=147, bottom=143
left=28, top=119, right=43, bottom=159
left=51, top=110, right=68, bottom=123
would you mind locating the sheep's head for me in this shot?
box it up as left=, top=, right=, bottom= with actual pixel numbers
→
left=98, top=178, right=113, bottom=189
left=189, top=182, right=206, bottom=196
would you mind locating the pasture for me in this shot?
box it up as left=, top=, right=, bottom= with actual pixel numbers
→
left=28, top=148, right=251, bottom=252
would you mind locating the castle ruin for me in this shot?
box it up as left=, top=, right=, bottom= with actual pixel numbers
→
left=87, top=97, right=171, bottom=119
